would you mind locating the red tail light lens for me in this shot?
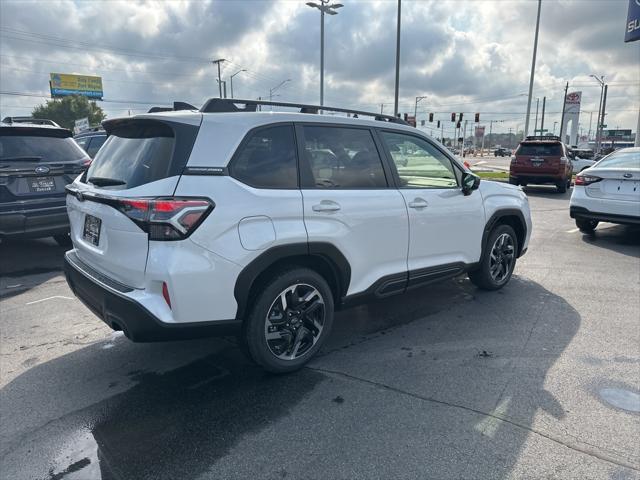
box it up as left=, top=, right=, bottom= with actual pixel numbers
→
left=114, top=197, right=214, bottom=240
left=575, top=174, right=602, bottom=186
left=162, top=282, right=172, bottom=309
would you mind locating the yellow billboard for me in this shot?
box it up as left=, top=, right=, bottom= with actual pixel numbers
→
left=49, top=73, right=103, bottom=99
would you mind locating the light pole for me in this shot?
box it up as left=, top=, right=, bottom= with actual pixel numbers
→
left=590, top=74, right=605, bottom=153
left=524, top=0, right=542, bottom=138
left=270, top=79, right=291, bottom=102
left=230, top=69, right=246, bottom=99
left=553, top=121, right=558, bottom=135
left=212, top=59, right=225, bottom=98
left=534, top=97, right=540, bottom=136
left=414, top=96, right=427, bottom=121
left=306, top=1, right=343, bottom=106
left=394, top=0, right=402, bottom=117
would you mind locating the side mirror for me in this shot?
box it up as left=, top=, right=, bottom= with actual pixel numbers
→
left=462, top=172, right=480, bottom=195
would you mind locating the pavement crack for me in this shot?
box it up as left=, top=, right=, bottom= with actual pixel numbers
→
left=308, top=365, right=640, bottom=472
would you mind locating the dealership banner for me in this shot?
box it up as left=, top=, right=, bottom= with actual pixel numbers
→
left=561, top=91, right=582, bottom=146
left=50, top=73, right=103, bottom=99
left=626, top=0, right=640, bottom=42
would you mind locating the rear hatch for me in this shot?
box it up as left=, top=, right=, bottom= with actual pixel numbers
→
left=583, top=169, right=640, bottom=203
left=513, top=142, right=564, bottom=174
left=0, top=126, right=89, bottom=211
left=66, top=116, right=201, bottom=288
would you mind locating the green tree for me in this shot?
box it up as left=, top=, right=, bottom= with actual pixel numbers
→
left=31, top=95, right=106, bottom=130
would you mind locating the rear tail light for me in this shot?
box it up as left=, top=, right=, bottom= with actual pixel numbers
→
left=560, top=156, right=569, bottom=165
left=574, top=174, right=602, bottom=186
left=114, top=197, right=214, bottom=240
left=510, top=155, right=517, bottom=164
left=82, top=159, right=92, bottom=168
left=162, top=282, right=172, bottom=309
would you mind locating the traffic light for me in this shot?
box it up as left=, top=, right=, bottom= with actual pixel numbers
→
left=429, top=113, right=434, bottom=123
left=451, top=113, right=456, bottom=122
left=437, top=120, right=440, bottom=128
left=459, top=113, right=463, bottom=121
left=475, top=113, right=480, bottom=123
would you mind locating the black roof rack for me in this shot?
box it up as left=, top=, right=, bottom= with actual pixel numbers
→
left=1, top=116, right=60, bottom=127
left=524, top=135, right=561, bottom=141
left=199, top=98, right=409, bottom=125
left=147, top=101, right=198, bottom=113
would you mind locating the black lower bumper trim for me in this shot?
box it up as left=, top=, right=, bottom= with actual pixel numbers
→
left=570, top=206, right=640, bottom=225
left=64, top=252, right=241, bottom=342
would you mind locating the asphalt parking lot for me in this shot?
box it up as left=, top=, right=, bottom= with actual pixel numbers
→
left=1, top=187, right=639, bottom=480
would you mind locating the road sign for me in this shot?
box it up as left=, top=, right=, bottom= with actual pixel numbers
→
left=625, top=0, right=640, bottom=42
left=74, top=117, right=89, bottom=135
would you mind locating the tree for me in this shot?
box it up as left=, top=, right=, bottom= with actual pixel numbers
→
left=31, top=95, right=106, bottom=130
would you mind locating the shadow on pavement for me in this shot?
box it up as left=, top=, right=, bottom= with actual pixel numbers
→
left=0, top=237, right=67, bottom=299
left=521, top=185, right=572, bottom=200
left=0, top=277, right=583, bottom=479
left=579, top=224, right=640, bottom=258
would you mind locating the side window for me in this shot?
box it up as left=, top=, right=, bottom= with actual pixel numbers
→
left=380, top=131, right=458, bottom=188
left=86, top=135, right=107, bottom=158
left=75, top=137, right=89, bottom=150
left=230, top=125, right=298, bottom=189
left=302, top=126, right=387, bottom=188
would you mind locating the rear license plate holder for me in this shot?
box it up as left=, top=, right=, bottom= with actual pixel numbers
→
left=83, top=214, right=102, bottom=246
left=28, top=177, right=56, bottom=193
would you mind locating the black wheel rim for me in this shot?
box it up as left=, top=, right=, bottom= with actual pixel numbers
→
left=489, top=233, right=515, bottom=283
left=264, top=283, right=325, bottom=360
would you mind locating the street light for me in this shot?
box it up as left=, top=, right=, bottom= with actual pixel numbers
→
left=524, top=0, right=542, bottom=138
left=306, top=1, right=343, bottom=106
left=590, top=74, right=605, bottom=153
left=269, top=79, right=291, bottom=102
left=230, top=69, right=246, bottom=99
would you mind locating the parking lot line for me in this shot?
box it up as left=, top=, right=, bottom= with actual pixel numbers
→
left=566, top=228, right=580, bottom=233
left=26, top=295, right=73, bottom=305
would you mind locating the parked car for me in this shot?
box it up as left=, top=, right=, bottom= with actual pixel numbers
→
left=509, top=135, right=573, bottom=193
left=63, top=99, right=532, bottom=373
left=568, top=148, right=596, bottom=174
left=570, top=147, right=640, bottom=232
left=494, top=147, right=510, bottom=157
left=0, top=119, right=91, bottom=245
left=74, top=127, right=107, bottom=159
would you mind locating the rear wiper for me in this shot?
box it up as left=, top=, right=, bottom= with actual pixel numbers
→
left=88, top=176, right=126, bottom=186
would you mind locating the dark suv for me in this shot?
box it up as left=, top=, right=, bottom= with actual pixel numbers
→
left=509, top=136, right=573, bottom=193
left=0, top=120, right=91, bottom=245
left=74, top=127, right=107, bottom=159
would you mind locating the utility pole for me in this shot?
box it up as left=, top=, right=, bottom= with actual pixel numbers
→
left=591, top=75, right=605, bottom=153
left=380, top=103, right=384, bottom=114
left=587, top=111, right=593, bottom=140
left=462, top=119, right=468, bottom=155
left=559, top=81, right=568, bottom=141
left=524, top=0, right=542, bottom=138
left=489, top=120, right=493, bottom=150
left=212, top=59, right=225, bottom=98
left=441, top=122, right=444, bottom=144
left=598, top=84, right=608, bottom=153
left=534, top=97, right=539, bottom=135
left=553, top=121, right=557, bottom=135
left=540, top=96, right=546, bottom=134
left=222, top=81, right=227, bottom=99
left=394, top=0, right=401, bottom=117
left=636, top=105, right=640, bottom=147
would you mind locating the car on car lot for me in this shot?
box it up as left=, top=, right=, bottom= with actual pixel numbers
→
left=570, top=147, right=640, bottom=232
left=74, top=127, right=107, bottom=159
left=509, top=135, right=573, bottom=193
left=494, top=147, right=510, bottom=157
left=63, top=99, right=532, bottom=373
left=0, top=119, right=91, bottom=246
left=568, top=148, right=596, bottom=174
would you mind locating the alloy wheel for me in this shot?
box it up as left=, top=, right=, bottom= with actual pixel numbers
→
left=489, top=233, right=515, bottom=283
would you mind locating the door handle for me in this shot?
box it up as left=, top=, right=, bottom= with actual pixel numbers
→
left=312, top=200, right=341, bottom=212
left=408, top=198, right=429, bottom=209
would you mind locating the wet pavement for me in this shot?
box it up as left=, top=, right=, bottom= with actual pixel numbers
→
left=1, top=189, right=639, bottom=479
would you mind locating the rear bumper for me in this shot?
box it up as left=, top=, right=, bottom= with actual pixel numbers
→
left=509, top=173, right=565, bottom=184
left=64, top=251, right=241, bottom=342
left=569, top=206, right=640, bottom=225
left=0, top=204, right=69, bottom=238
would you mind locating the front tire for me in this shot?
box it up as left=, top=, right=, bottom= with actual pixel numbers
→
left=556, top=181, right=567, bottom=193
left=244, top=268, right=334, bottom=373
left=576, top=218, right=598, bottom=233
left=469, top=224, right=518, bottom=290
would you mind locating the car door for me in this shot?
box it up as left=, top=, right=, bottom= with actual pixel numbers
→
left=377, top=130, right=485, bottom=279
left=298, top=124, right=409, bottom=297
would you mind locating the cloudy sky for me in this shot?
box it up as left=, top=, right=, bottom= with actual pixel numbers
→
left=0, top=0, right=638, bottom=138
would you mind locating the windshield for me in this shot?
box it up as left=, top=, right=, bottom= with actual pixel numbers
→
left=595, top=149, right=640, bottom=169
left=517, top=143, right=562, bottom=156
left=86, top=122, right=175, bottom=189
left=0, top=135, right=87, bottom=162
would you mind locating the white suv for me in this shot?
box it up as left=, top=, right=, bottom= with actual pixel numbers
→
left=64, top=99, right=532, bottom=373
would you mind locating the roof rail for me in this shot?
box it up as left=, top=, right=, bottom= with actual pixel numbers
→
left=147, top=101, right=198, bottom=114
left=1, top=116, right=60, bottom=127
left=200, top=98, right=409, bottom=125
left=524, top=135, right=561, bottom=141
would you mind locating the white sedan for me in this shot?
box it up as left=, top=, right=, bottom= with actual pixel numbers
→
left=570, top=147, right=640, bottom=232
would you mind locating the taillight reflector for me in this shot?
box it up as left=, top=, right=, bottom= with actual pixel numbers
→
left=162, top=282, right=172, bottom=309
left=575, top=175, right=602, bottom=186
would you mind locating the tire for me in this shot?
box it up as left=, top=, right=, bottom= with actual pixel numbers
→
left=469, top=224, right=518, bottom=291
left=244, top=267, right=334, bottom=373
left=556, top=181, right=567, bottom=193
left=53, top=233, right=72, bottom=247
left=576, top=218, right=598, bottom=233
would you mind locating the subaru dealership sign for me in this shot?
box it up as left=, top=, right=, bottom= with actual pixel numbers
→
left=626, top=0, right=640, bottom=42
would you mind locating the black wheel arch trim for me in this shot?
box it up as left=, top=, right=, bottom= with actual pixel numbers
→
left=482, top=209, right=528, bottom=259
left=233, top=242, right=351, bottom=320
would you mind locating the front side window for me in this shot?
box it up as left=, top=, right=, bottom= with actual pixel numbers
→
left=231, top=125, right=298, bottom=189
left=302, top=126, right=387, bottom=188
left=380, top=131, right=458, bottom=188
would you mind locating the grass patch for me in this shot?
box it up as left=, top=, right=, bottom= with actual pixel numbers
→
left=474, top=171, right=509, bottom=180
